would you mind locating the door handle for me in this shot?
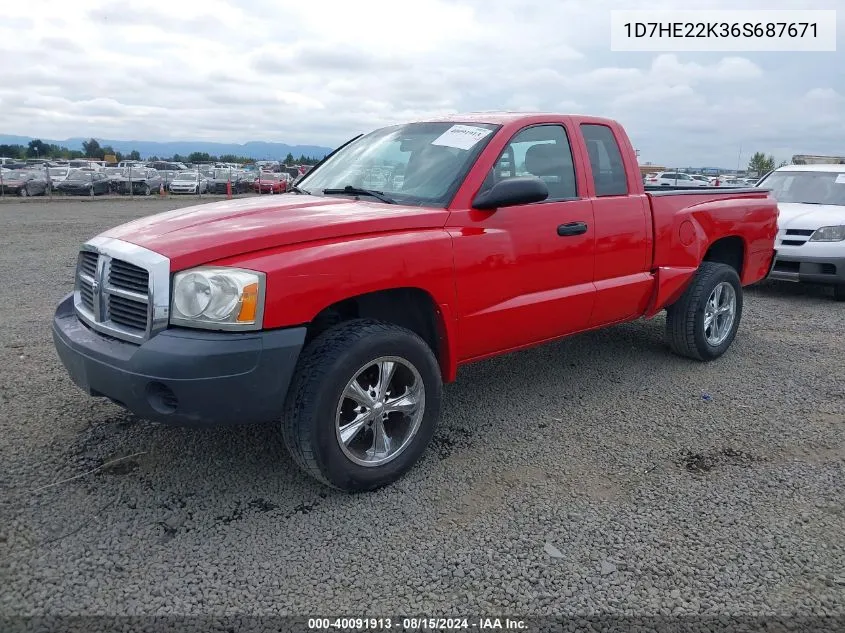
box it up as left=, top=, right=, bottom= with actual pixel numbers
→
left=557, top=221, right=588, bottom=237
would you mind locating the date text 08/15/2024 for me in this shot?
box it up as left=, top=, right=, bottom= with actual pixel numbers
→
left=307, top=618, right=527, bottom=630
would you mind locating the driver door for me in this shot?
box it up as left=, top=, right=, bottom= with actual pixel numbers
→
left=447, top=123, right=596, bottom=361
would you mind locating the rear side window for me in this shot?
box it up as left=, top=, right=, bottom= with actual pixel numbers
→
left=581, top=124, right=628, bottom=196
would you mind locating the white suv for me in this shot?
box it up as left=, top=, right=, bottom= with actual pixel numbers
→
left=758, top=164, right=845, bottom=300
left=644, top=172, right=708, bottom=187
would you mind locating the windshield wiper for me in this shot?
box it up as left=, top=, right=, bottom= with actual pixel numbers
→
left=321, top=185, right=396, bottom=204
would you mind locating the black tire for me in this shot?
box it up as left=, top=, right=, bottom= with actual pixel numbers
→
left=834, top=285, right=845, bottom=302
left=144, top=184, right=151, bottom=196
left=19, top=186, right=28, bottom=197
left=282, top=319, right=442, bottom=491
left=665, top=262, right=743, bottom=361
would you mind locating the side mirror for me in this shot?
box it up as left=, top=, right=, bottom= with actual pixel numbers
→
left=472, top=176, right=549, bottom=210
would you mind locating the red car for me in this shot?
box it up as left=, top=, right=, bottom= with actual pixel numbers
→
left=52, top=113, right=778, bottom=491
left=253, top=172, right=287, bottom=194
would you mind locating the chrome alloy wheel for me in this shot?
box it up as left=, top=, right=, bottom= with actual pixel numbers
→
left=703, top=281, right=736, bottom=346
left=335, top=356, right=425, bottom=467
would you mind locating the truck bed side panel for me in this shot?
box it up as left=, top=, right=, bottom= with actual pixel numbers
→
left=646, top=190, right=777, bottom=313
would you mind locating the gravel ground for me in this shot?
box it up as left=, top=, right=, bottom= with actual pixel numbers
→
left=0, top=200, right=843, bottom=624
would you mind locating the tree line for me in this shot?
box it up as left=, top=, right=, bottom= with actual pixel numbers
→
left=747, top=152, right=790, bottom=175
left=0, top=138, right=322, bottom=166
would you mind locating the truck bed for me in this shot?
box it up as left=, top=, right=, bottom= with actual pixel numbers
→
left=644, top=186, right=764, bottom=194
left=646, top=186, right=777, bottom=288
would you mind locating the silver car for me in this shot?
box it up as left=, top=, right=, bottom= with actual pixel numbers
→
left=168, top=171, right=209, bottom=194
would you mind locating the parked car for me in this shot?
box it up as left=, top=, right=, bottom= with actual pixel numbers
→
left=644, top=172, right=708, bottom=187
left=689, top=174, right=711, bottom=185
left=1, top=170, right=51, bottom=196
left=111, top=167, right=163, bottom=195
left=51, top=113, right=778, bottom=491
left=169, top=171, right=208, bottom=194
left=55, top=170, right=111, bottom=196
left=68, top=160, right=102, bottom=171
left=47, top=167, right=71, bottom=184
left=208, top=169, right=252, bottom=194
left=759, top=164, right=845, bottom=300
left=254, top=172, right=286, bottom=194
left=102, top=167, right=127, bottom=189
left=148, top=161, right=188, bottom=173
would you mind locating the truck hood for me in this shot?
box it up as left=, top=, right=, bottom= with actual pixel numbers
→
left=100, top=194, right=449, bottom=270
left=777, top=202, right=845, bottom=230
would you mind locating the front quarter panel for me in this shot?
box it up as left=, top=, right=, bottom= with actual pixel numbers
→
left=208, top=227, right=457, bottom=336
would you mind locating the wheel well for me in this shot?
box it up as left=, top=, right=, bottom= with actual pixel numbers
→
left=703, top=236, right=744, bottom=278
left=306, top=288, right=443, bottom=363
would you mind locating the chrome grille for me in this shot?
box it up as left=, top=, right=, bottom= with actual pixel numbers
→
left=79, top=280, right=94, bottom=312
left=109, top=259, right=149, bottom=294
left=80, top=251, right=98, bottom=278
left=73, top=237, right=171, bottom=344
left=108, top=294, right=148, bottom=331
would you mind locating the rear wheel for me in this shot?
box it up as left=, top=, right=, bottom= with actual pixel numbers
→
left=666, top=262, right=743, bottom=361
left=282, top=319, right=442, bottom=491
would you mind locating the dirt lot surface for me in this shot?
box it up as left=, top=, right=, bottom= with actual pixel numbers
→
left=1, top=199, right=843, bottom=626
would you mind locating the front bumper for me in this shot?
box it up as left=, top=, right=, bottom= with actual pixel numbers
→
left=52, top=294, right=306, bottom=426
left=768, top=253, right=845, bottom=285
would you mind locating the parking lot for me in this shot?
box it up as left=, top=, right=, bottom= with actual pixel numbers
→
left=1, top=199, right=843, bottom=621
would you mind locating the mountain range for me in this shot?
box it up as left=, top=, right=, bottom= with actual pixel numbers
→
left=0, top=134, right=334, bottom=160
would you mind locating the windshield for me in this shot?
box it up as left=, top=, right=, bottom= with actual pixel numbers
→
left=258, top=172, right=280, bottom=180
left=48, top=168, right=68, bottom=176
left=757, top=170, right=845, bottom=206
left=175, top=172, right=199, bottom=181
left=297, top=121, right=500, bottom=206
left=67, top=171, right=90, bottom=181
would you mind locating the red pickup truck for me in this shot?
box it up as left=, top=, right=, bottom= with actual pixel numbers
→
left=53, top=113, right=778, bottom=491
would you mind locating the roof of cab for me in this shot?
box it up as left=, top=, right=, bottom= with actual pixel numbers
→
left=415, top=111, right=618, bottom=126
left=775, top=164, right=845, bottom=173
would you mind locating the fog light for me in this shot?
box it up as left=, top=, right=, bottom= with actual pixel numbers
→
left=146, top=381, right=178, bottom=414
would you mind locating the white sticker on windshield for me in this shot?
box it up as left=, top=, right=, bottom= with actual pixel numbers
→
left=834, top=173, right=845, bottom=184
left=431, top=125, right=493, bottom=150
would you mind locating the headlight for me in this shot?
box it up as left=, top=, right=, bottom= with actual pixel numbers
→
left=170, top=267, right=265, bottom=330
left=809, top=225, right=845, bottom=242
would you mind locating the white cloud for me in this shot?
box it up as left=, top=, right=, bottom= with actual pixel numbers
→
left=0, top=0, right=843, bottom=166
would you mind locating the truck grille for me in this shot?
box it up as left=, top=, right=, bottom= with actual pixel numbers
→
left=75, top=248, right=153, bottom=342
left=108, top=294, right=149, bottom=331
left=108, top=259, right=149, bottom=295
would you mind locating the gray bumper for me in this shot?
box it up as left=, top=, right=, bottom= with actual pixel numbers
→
left=52, top=293, right=306, bottom=427
left=768, top=254, right=845, bottom=285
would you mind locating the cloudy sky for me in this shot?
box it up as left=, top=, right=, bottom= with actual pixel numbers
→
left=1, top=0, right=842, bottom=166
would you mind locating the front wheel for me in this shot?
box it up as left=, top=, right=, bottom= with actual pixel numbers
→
left=665, top=262, right=743, bottom=361
left=19, top=186, right=28, bottom=197
left=282, top=319, right=442, bottom=491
